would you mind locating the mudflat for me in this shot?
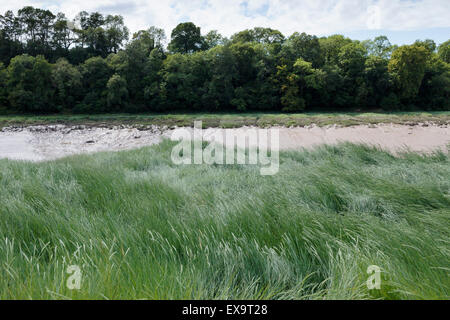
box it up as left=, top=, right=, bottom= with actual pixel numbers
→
left=0, top=123, right=448, bottom=161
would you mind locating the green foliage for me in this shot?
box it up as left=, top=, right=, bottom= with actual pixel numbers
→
left=418, top=55, right=450, bottom=110
left=338, top=42, right=367, bottom=76
left=388, top=45, right=430, bottom=101
left=106, top=74, right=128, bottom=111
left=6, top=54, right=55, bottom=112
left=159, top=52, right=206, bottom=111
left=414, top=39, right=437, bottom=53
left=108, top=31, right=166, bottom=108
left=200, top=45, right=235, bottom=110
left=0, top=6, right=449, bottom=114
left=51, top=58, right=82, bottom=110
left=319, top=34, right=353, bottom=66
left=281, top=32, right=324, bottom=68
left=52, top=12, right=76, bottom=54
left=73, top=11, right=129, bottom=57
left=0, top=62, right=7, bottom=109
left=231, top=27, right=285, bottom=45
left=203, top=30, right=226, bottom=50
left=79, top=56, right=112, bottom=112
left=131, top=27, right=166, bottom=53
left=363, top=36, right=393, bottom=59
left=438, top=40, right=450, bottom=63
left=168, top=22, right=204, bottom=54
left=364, top=56, right=391, bottom=108
left=278, top=59, right=325, bottom=112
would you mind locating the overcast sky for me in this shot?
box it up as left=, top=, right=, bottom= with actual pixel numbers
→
left=1, top=0, right=449, bottom=45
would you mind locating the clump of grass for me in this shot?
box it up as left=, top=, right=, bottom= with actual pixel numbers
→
left=1, top=111, right=449, bottom=130
left=0, top=141, right=448, bottom=299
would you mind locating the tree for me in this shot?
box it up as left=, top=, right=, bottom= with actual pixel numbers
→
left=418, top=54, right=450, bottom=110
left=335, top=42, right=368, bottom=108
left=0, top=10, right=24, bottom=64
left=281, top=32, right=323, bottom=68
left=168, top=22, right=204, bottom=54
left=104, top=15, right=129, bottom=54
left=147, top=26, right=167, bottom=48
left=228, top=42, right=259, bottom=111
left=73, top=12, right=128, bottom=57
left=276, top=64, right=303, bottom=112
left=52, top=13, right=77, bottom=59
left=17, top=6, right=55, bottom=56
left=132, top=27, right=166, bottom=53
left=277, top=59, right=325, bottom=112
left=143, top=47, right=166, bottom=110
left=159, top=51, right=209, bottom=111
left=7, top=54, right=55, bottom=112
left=79, top=56, right=112, bottom=112
left=106, top=74, right=128, bottom=110
left=109, top=27, right=166, bottom=109
left=0, top=10, right=21, bottom=42
left=231, top=27, right=285, bottom=45
left=414, top=39, right=437, bottom=53
left=363, top=36, right=393, bottom=59
left=319, top=35, right=352, bottom=66
left=0, top=62, right=8, bottom=110
left=203, top=30, right=225, bottom=50
left=108, top=49, right=145, bottom=107
left=202, top=45, right=236, bottom=111
left=438, top=40, right=450, bottom=63
left=338, top=42, right=367, bottom=76
left=388, top=44, right=430, bottom=101
left=0, top=5, right=448, bottom=114
left=51, top=58, right=82, bottom=110
left=364, top=56, right=391, bottom=108
left=73, top=11, right=105, bottom=55
left=252, top=43, right=282, bottom=111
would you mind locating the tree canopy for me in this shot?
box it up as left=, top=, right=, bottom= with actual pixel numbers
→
left=0, top=6, right=448, bottom=115
left=168, top=22, right=204, bottom=54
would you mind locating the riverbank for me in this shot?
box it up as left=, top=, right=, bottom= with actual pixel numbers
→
left=1, top=111, right=449, bottom=131
left=1, top=123, right=448, bottom=161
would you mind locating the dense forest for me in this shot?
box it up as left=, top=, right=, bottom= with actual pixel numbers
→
left=0, top=6, right=449, bottom=114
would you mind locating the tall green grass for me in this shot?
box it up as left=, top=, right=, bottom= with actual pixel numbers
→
left=0, top=141, right=449, bottom=299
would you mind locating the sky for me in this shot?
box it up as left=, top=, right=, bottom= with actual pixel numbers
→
left=1, top=0, right=449, bottom=45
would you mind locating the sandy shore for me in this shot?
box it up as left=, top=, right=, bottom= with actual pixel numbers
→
left=0, top=123, right=448, bottom=161
left=199, top=124, right=450, bottom=152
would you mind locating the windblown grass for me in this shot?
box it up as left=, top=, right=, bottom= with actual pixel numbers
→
left=0, top=141, right=449, bottom=299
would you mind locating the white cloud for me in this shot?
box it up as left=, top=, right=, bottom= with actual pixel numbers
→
left=1, top=0, right=449, bottom=39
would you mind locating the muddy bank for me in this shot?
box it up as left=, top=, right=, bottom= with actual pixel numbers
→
left=0, top=123, right=448, bottom=161
left=0, top=125, right=166, bottom=161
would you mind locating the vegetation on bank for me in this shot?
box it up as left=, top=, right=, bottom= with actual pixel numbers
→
left=0, top=7, right=449, bottom=115
left=0, top=141, right=449, bottom=299
left=1, top=111, right=449, bottom=130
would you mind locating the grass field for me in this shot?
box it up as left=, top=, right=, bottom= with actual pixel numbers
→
left=0, top=140, right=448, bottom=299
left=1, top=111, right=450, bottom=130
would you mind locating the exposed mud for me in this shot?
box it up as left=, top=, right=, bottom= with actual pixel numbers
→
left=0, top=125, right=166, bottom=161
left=0, top=123, right=448, bottom=161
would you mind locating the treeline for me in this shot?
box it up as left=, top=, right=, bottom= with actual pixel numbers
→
left=0, top=6, right=449, bottom=114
